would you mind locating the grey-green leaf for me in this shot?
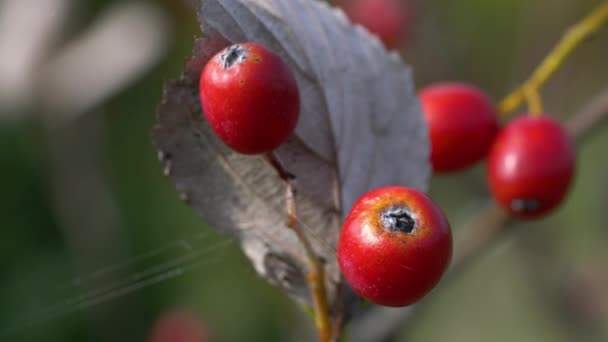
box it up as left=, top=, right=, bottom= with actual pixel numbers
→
left=152, top=0, right=429, bottom=315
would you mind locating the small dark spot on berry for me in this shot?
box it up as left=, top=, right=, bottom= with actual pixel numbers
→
left=219, top=44, right=248, bottom=69
left=381, top=205, right=416, bottom=234
left=511, top=198, right=541, bottom=213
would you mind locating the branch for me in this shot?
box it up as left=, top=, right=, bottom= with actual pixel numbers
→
left=266, top=153, right=332, bottom=342
left=499, top=1, right=608, bottom=115
left=566, top=88, right=608, bottom=139
left=348, top=86, right=608, bottom=342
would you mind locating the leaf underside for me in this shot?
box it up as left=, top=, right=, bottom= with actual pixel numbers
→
left=151, top=0, right=429, bottom=318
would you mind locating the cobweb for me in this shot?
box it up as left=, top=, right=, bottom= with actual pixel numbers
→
left=0, top=232, right=234, bottom=337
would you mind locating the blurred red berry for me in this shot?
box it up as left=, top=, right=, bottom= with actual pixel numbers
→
left=148, top=309, right=210, bottom=342
left=419, top=82, right=499, bottom=173
left=341, top=0, right=411, bottom=49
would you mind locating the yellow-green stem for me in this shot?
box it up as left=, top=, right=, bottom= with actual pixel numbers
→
left=523, top=86, right=544, bottom=114
left=499, top=1, right=608, bottom=116
left=287, top=199, right=332, bottom=342
left=267, top=152, right=332, bottom=342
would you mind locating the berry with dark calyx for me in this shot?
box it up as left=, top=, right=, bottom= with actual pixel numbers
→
left=337, top=186, right=452, bottom=307
left=419, top=82, right=499, bottom=173
left=487, top=115, right=575, bottom=218
left=199, top=42, right=300, bottom=154
left=341, top=0, right=411, bottom=49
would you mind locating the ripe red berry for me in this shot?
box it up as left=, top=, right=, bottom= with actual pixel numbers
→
left=337, top=186, right=452, bottom=307
left=199, top=42, right=300, bottom=154
left=487, top=115, right=576, bottom=218
left=341, top=0, right=411, bottom=49
left=148, top=309, right=210, bottom=342
left=419, top=82, right=499, bottom=173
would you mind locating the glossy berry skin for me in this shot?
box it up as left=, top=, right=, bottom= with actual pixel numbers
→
left=419, top=82, right=499, bottom=173
left=341, top=0, right=411, bottom=49
left=199, top=42, right=300, bottom=154
left=337, top=186, right=452, bottom=307
left=148, top=309, right=210, bottom=342
left=487, top=115, right=575, bottom=218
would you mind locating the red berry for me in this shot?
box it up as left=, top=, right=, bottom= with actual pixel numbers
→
left=199, top=42, right=300, bottom=154
left=337, top=186, right=452, bottom=307
left=487, top=115, right=575, bottom=218
left=419, top=82, right=499, bottom=173
left=148, top=309, right=210, bottom=342
left=341, top=0, right=411, bottom=49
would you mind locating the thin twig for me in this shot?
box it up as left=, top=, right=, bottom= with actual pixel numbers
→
left=266, top=153, right=332, bottom=342
left=566, top=88, right=608, bottom=139
left=452, top=202, right=509, bottom=266
left=499, top=1, right=608, bottom=116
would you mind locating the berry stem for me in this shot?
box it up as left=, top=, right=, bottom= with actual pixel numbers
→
left=265, top=153, right=332, bottom=342
left=499, top=1, right=608, bottom=116
left=523, top=86, right=544, bottom=115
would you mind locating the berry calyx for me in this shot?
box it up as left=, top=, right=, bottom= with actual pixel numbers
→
left=487, top=115, right=576, bottom=218
left=337, top=186, right=452, bottom=307
left=419, top=82, right=499, bottom=173
left=199, top=42, right=300, bottom=154
left=340, top=0, right=411, bottom=49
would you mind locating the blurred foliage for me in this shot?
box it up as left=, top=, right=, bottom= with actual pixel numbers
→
left=1, top=0, right=607, bottom=341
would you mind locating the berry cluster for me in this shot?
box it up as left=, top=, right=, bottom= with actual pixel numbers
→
left=198, top=32, right=576, bottom=311
left=419, top=82, right=576, bottom=219
left=199, top=42, right=453, bottom=308
left=335, top=0, right=577, bottom=219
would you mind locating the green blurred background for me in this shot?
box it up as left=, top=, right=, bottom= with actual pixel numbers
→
left=1, top=0, right=607, bottom=341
